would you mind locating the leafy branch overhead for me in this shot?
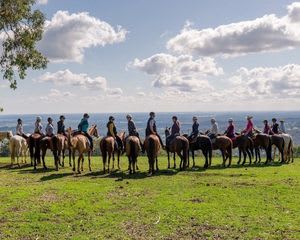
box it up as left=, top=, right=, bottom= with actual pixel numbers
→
left=0, top=0, right=48, bottom=89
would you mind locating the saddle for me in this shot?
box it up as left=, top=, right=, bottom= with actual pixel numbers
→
left=30, top=133, right=42, bottom=140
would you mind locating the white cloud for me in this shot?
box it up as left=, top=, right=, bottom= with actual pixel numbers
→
left=38, top=11, right=127, bottom=62
left=167, top=2, right=300, bottom=57
left=129, top=53, right=222, bottom=92
left=39, top=89, right=75, bottom=102
left=37, top=0, right=48, bottom=5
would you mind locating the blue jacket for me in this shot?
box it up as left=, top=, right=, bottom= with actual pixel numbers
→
left=78, top=118, right=89, bottom=133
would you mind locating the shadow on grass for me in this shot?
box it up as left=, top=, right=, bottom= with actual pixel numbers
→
left=0, top=163, right=32, bottom=170
left=39, top=172, right=74, bottom=181
left=208, top=161, right=284, bottom=170
left=18, top=167, right=57, bottom=174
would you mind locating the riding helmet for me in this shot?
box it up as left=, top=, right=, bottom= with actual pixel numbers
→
left=109, top=116, right=115, bottom=121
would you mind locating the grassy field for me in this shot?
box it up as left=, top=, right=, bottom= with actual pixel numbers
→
left=0, top=154, right=299, bottom=240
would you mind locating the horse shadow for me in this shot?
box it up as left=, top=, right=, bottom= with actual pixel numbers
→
left=208, top=161, right=284, bottom=170
left=39, top=172, right=74, bottom=181
left=0, top=163, right=32, bottom=170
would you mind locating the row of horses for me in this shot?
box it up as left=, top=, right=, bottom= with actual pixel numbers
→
left=0, top=127, right=294, bottom=176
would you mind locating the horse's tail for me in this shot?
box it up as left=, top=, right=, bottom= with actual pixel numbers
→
left=101, top=139, right=107, bottom=163
left=130, top=139, right=137, bottom=159
left=148, top=137, right=155, bottom=160
left=248, top=137, right=254, bottom=157
left=182, top=138, right=189, bottom=168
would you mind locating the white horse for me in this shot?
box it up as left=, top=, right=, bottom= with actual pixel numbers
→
left=280, top=134, right=294, bottom=163
left=0, top=131, right=13, bottom=141
left=9, top=135, right=29, bottom=166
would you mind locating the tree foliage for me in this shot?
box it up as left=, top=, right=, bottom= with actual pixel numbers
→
left=0, top=0, right=48, bottom=90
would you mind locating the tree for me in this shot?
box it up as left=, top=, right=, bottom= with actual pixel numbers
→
left=0, top=0, right=48, bottom=90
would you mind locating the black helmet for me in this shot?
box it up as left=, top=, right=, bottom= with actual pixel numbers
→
left=109, top=116, right=115, bottom=121
left=272, top=118, right=277, bottom=122
left=47, top=117, right=53, bottom=122
left=149, top=112, right=155, bottom=116
left=83, top=113, right=89, bottom=118
left=172, top=116, right=178, bottom=120
left=17, top=118, right=22, bottom=122
left=60, top=115, right=65, bottom=120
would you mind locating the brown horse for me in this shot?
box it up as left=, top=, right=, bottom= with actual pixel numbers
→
left=125, top=136, right=141, bottom=174
left=211, top=136, right=233, bottom=167
left=52, top=134, right=71, bottom=169
left=67, top=125, right=99, bottom=174
left=144, top=134, right=161, bottom=176
left=100, top=132, right=125, bottom=173
left=165, top=128, right=189, bottom=170
left=233, top=134, right=254, bottom=165
left=270, top=135, right=285, bottom=164
left=29, top=133, right=44, bottom=170
left=252, top=133, right=272, bottom=164
left=40, top=135, right=57, bottom=170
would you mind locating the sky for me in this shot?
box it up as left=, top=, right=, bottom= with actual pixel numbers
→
left=1, top=0, right=300, bottom=114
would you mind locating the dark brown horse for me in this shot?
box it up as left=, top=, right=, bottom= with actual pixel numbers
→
left=165, top=128, right=189, bottom=170
left=183, top=134, right=212, bottom=169
left=125, top=136, right=141, bottom=174
left=211, top=136, right=233, bottom=167
left=144, top=134, right=160, bottom=176
left=270, top=135, right=285, bottom=164
left=40, top=136, right=57, bottom=170
left=29, top=133, right=44, bottom=170
left=100, top=132, right=125, bottom=173
left=252, top=133, right=272, bottom=164
left=233, top=134, right=254, bottom=165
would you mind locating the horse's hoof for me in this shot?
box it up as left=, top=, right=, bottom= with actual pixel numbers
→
left=77, top=171, right=81, bottom=174
left=72, top=168, right=75, bottom=172
left=204, top=165, right=208, bottom=169
left=147, top=172, right=153, bottom=177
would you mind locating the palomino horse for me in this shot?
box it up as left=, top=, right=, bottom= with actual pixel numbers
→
left=252, top=133, right=272, bottom=164
left=100, top=132, right=125, bottom=173
left=144, top=134, right=161, bottom=176
left=29, top=133, right=44, bottom=170
left=211, top=136, right=233, bottom=167
left=165, top=128, right=189, bottom=170
left=68, top=125, right=99, bottom=174
left=183, top=134, right=212, bottom=169
left=280, top=134, right=294, bottom=163
left=233, top=134, right=254, bottom=165
left=125, top=136, right=141, bottom=174
left=9, top=135, right=28, bottom=167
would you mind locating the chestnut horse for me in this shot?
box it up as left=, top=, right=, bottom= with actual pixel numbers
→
left=211, top=136, right=233, bottom=167
left=67, top=125, right=99, bottom=174
left=125, top=136, right=141, bottom=174
left=183, top=134, right=212, bottom=169
left=233, top=134, right=254, bottom=165
left=252, top=133, right=272, bottom=164
left=100, top=132, right=125, bottom=173
left=144, top=134, right=161, bottom=176
left=165, top=128, right=189, bottom=170
left=269, top=135, right=285, bottom=164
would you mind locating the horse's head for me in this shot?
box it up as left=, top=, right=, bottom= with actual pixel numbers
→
left=165, top=127, right=171, bottom=137
left=7, top=131, right=13, bottom=139
left=89, top=125, right=99, bottom=138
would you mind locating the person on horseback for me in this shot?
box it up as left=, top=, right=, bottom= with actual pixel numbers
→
left=107, top=116, right=123, bottom=150
left=224, top=118, right=235, bottom=139
left=279, top=119, right=286, bottom=133
left=241, top=115, right=254, bottom=137
left=126, top=114, right=143, bottom=149
left=166, top=116, right=180, bottom=148
left=145, top=112, right=165, bottom=149
left=271, top=118, right=279, bottom=134
left=78, top=113, right=93, bottom=150
left=45, top=117, right=55, bottom=137
left=16, top=118, right=28, bottom=139
left=206, top=118, right=218, bottom=140
left=188, top=116, right=199, bottom=141
left=57, top=115, right=66, bottom=136
left=34, top=116, right=44, bottom=135
left=263, top=120, right=273, bottom=135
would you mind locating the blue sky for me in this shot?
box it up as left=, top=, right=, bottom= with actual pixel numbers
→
left=1, top=0, right=300, bottom=114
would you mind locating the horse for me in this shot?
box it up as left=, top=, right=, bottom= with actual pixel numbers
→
left=252, top=133, right=272, bottom=164
left=280, top=134, right=294, bottom=163
left=52, top=134, right=71, bottom=168
left=144, top=134, right=161, bottom=176
left=40, top=135, right=57, bottom=170
left=67, top=125, right=99, bottom=174
left=29, top=133, right=44, bottom=170
left=211, top=136, right=233, bottom=167
left=125, top=136, right=141, bottom=174
left=100, top=132, right=125, bottom=173
left=233, top=134, right=254, bottom=165
left=0, top=131, right=13, bottom=141
left=183, top=134, right=212, bottom=169
left=9, top=135, right=28, bottom=167
left=269, top=135, right=285, bottom=164
left=165, top=128, right=189, bottom=170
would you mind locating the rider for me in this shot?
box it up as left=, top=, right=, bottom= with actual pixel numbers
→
left=224, top=118, right=235, bottom=139
left=16, top=118, right=28, bottom=139
left=57, top=115, right=66, bottom=136
left=145, top=112, right=165, bottom=149
left=166, top=116, right=180, bottom=148
left=34, top=116, right=44, bottom=136
left=45, top=117, right=55, bottom=137
left=263, top=120, right=273, bottom=135
left=107, top=116, right=123, bottom=150
left=279, top=119, right=286, bottom=133
left=188, top=116, right=199, bottom=141
left=207, top=118, right=218, bottom=140
left=241, top=115, right=254, bottom=137
left=78, top=113, right=93, bottom=150
left=126, top=114, right=143, bottom=149
left=271, top=118, right=279, bottom=134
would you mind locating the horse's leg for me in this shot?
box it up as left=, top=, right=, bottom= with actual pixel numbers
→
left=117, top=151, right=120, bottom=170
left=128, top=156, right=132, bottom=174
left=246, top=149, right=252, bottom=165
left=72, top=150, right=76, bottom=172
left=173, top=152, right=176, bottom=169
left=237, top=149, right=241, bottom=165
left=69, top=148, right=72, bottom=167
left=77, top=154, right=82, bottom=174
left=156, top=157, right=159, bottom=172
left=61, top=149, right=65, bottom=167
left=88, top=152, right=92, bottom=171
left=133, top=157, right=136, bottom=174
left=280, top=149, right=285, bottom=164
left=221, top=150, right=226, bottom=167
left=192, top=150, right=195, bottom=168
left=167, top=151, right=170, bottom=169
left=112, top=152, right=115, bottom=170
left=242, top=149, right=247, bottom=165
left=254, top=147, right=258, bottom=164
left=203, top=150, right=208, bottom=169
left=108, top=153, right=111, bottom=173
left=136, top=158, right=139, bottom=170
left=42, top=147, right=47, bottom=170
left=81, top=156, right=84, bottom=172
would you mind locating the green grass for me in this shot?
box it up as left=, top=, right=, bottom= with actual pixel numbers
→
left=0, top=155, right=299, bottom=240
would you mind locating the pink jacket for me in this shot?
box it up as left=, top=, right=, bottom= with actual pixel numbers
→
left=244, top=120, right=253, bottom=135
